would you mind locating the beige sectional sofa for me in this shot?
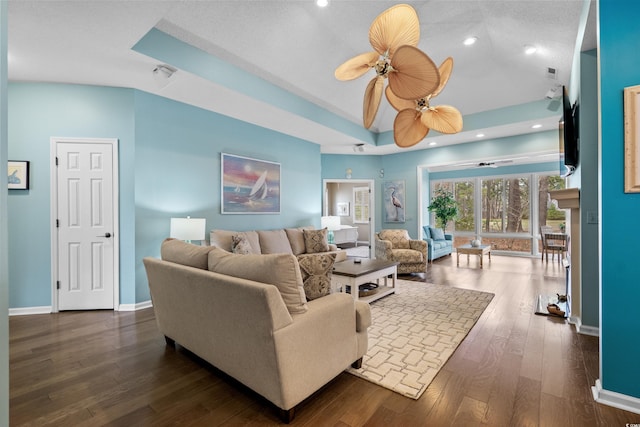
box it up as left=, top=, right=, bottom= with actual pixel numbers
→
left=209, top=226, right=348, bottom=262
left=143, top=238, right=370, bottom=422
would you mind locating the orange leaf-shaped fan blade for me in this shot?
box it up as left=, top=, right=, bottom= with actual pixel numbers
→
left=335, top=51, right=380, bottom=81
left=369, top=4, right=420, bottom=56
left=421, top=105, right=464, bottom=134
left=385, top=85, right=414, bottom=112
left=388, top=45, right=440, bottom=100
left=363, top=76, right=385, bottom=129
left=394, top=109, right=429, bottom=148
left=431, top=57, right=454, bottom=99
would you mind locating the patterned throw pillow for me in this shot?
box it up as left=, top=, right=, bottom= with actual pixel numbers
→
left=297, top=253, right=336, bottom=300
left=302, top=228, right=329, bottom=253
left=231, top=234, right=252, bottom=254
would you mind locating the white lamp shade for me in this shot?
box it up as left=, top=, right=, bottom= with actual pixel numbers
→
left=170, top=217, right=206, bottom=241
left=320, top=216, right=341, bottom=231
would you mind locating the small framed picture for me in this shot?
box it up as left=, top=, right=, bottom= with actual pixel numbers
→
left=337, top=202, right=349, bottom=216
left=8, top=161, right=29, bottom=190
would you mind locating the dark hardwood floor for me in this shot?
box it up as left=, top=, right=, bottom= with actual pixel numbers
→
left=10, top=254, right=640, bottom=426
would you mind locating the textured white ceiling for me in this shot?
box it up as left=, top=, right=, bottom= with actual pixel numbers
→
left=7, top=0, right=596, bottom=156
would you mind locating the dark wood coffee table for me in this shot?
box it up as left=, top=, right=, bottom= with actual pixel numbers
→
left=331, top=259, right=398, bottom=302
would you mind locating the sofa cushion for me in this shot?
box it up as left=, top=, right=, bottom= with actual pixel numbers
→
left=210, top=229, right=261, bottom=254
left=231, top=234, right=252, bottom=254
left=296, top=253, right=336, bottom=300
left=160, top=238, right=216, bottom=270
left=207, top=247, right=308, bottom=314
left=258, top=229, right=293, bottom=254
left=285, top=227, right=312, bottom=255
left=393, top=248, right=424, bottom=263
left=429, top=226, right=445, bottom=241
left=303, top=228, right=329, bottom=253
left=378, top=229, right=411, bottom=249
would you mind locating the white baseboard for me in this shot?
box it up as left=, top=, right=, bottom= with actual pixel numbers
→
left=9, top=306, right=52, bottom=316
left=577, top=324, right=599, bottom=337
left=568, top=316, right=600, bottom=337
left=9, top=301, right=152, bottom=315
left=117, top=300, right=152, bottom=311
left=592, top=379, right=640, bottom=415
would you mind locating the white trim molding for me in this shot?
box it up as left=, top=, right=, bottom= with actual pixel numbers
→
left=569, top=316, right=600, bottom=337
left=9, top=306, right=52, bottom=316
left=592, top=379, right=640, bottom=415
left=117, top=300, right=152, bottom=312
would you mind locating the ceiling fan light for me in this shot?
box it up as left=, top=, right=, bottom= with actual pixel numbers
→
left=463, top=36, right=478, bottom=46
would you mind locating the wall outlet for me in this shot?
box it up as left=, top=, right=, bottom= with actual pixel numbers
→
left=587, top=211, right=598, bottom=224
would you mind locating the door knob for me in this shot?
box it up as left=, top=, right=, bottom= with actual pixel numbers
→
left=98, top=232, right=112, bottom=238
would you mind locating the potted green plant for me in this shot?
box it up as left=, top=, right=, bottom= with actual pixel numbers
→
left=428, top=188, right=458, bottom=232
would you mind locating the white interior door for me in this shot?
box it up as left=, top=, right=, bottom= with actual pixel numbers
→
left=53, top=138, right=118, bottom=310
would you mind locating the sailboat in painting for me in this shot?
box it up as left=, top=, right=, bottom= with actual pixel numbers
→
left=249, top=171, right=268, bottom=200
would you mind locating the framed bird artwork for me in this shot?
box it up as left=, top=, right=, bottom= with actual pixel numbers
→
left=383, top=180, right=405, bottom=223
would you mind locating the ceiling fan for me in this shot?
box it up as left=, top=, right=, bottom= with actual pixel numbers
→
left=334, top=4, right=441, bottom=130
left=385, top=57, right=463, bottom=148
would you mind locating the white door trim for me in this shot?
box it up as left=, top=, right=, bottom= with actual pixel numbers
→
left=323, top=179, right=375, bottom=257
left=50, top=137, right=120, bottom=312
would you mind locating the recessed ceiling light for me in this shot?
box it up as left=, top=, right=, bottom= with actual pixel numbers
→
left=428, top=141, right=437, bottom=146
left=524, top=45, right=537, bottom=55
left=531, top=124, right=542, bottom=129
left=476, top=133, right=485, bottom=138
left=463, top=36, right=478, bottom=46
left=316, top=0, right=329, bottom=7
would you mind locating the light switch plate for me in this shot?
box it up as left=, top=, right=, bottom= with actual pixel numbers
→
left=587, top=211, right=598, bottom=224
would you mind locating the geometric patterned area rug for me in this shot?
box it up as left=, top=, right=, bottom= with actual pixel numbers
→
left=346, top=279, right=494, bottom=399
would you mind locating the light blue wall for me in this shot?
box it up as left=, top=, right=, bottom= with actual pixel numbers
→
left=7, top=83, right=326, bottom=308
left=1, top=1, right=9, bottom=423
left=322, top=130, right=559, bottom=239
left=133, top=91, right=324, bottom=302
left=7, top=83, right=136, bottom=308
left=579, top=50, right=599, bottom=329
left=599, top=0, right=640, bottom=399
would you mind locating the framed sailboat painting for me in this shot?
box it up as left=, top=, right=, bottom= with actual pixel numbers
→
left=221, top=153, right=281, bottom=214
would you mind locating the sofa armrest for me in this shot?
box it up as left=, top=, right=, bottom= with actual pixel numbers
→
left=375, top=238, right=393, bottom=260
left=355, top=301, right=371, bottom=332
left=409, top=239, right=428, bottom=258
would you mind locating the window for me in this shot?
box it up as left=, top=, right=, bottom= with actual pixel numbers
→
left=453, top=181, right=475, bottom=232
left=353, top=187, right=370, bottom=223
left=481, top=177, right=530, bottom=233
left=430, top=172, right=564, bottom=255
left=538, top=175, right=566, bottom=231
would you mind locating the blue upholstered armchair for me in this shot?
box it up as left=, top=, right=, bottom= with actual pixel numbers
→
left=422, top=226, right=454, bottom=262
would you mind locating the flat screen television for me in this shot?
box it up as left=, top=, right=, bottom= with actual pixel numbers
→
left=559, top=85, right=579, bottom=177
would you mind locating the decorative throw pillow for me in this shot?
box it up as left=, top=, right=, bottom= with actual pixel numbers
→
left=285, top=226, right=313, bottom=255
left=303, top=228, right=329, bottom=253
left=429, top=227, right=445, bottom=241
left=297, top=253, right=336, bottom=300
left=208, top=247, right=307, bottom=314
left=231, top=234, right=252, bottom=254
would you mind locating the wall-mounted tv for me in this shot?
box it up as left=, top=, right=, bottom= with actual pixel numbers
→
left=559, top=85, right=579, bottom=177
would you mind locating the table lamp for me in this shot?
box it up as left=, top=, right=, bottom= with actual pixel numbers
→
left=321, top=215, right=341, bottom=244
left=170, top=216, right=206, bottom=244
